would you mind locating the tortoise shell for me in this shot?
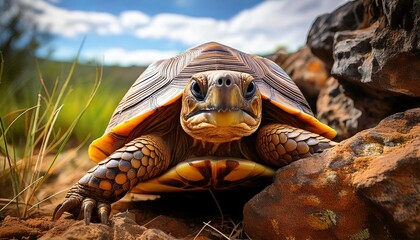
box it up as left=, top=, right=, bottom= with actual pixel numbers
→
left=89, top=42, right=336, bottom=163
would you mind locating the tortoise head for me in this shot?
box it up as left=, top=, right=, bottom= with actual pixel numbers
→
left=180, top=70, right=262, bottom=143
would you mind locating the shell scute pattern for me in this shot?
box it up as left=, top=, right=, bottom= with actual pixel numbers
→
left=88, top=42, right=332, bottom=162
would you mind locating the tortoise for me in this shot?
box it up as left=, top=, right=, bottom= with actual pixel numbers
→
left=53, top=42, right=337, bottom=224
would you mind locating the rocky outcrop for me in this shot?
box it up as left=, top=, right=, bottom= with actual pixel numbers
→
left=308, top=0, right=420, bottom=97
left=243, top=108, right=420, bottom=239
left=306, top=0, right=419, bottom=140
left=274, top=47, right=329, bottom=113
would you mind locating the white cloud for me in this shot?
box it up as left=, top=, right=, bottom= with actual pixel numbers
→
left=120, top=11, right=150, bottom=29
left=26, top=0, right=122, bottom=37
left=83, top=48, right=179, bottom=66
left=135, top=0, right=346, bottom=53
left=25, top=0, right=148, bottom=37
left=26, top=0, right=346, bottom=64
left=135, top=14, right=226, bottom=45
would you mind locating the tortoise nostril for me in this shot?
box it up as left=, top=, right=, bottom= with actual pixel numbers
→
left=217, top=78, right=232, bottom=87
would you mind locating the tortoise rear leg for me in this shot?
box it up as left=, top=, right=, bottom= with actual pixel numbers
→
left=53, top=134, right=170, bottom=224
left=257, top=123, right=337, bottom=167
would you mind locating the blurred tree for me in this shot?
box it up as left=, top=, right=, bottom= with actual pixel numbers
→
left=0, top=0, right=50, bottom=87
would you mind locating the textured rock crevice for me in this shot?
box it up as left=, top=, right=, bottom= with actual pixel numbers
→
left=316, top=76, right=417, bottom=140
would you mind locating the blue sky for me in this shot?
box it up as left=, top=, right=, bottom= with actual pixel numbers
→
left=26, top=0, right=346, bottom=66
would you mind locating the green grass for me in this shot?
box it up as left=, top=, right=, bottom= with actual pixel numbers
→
left=0, top=58, right=143, bottom=144
left=0, top=52, right=145, bottom=218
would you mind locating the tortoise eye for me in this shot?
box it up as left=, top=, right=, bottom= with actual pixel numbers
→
left=245, top=81, right=256, bottom=99
left=191, top=80, right=204, bottom=100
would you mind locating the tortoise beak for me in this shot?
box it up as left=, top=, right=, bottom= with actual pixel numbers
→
left=206, top=72, right=243, bottom=113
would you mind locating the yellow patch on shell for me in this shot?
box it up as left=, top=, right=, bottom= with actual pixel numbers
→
left=88, top=92, right=183, bottom=162
left=223, top=160, right=268, bottom=182
left=262, top=95, right=337, bottom=139
left=88, top=109, right=155, bottom=162
left=175, top=163, right=204, bottom=182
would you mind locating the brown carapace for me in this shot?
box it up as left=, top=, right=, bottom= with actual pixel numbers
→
left=53, top=42, right=337, bottom=224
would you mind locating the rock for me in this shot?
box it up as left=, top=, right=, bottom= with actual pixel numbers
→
left=141, top=215, right=190, bottom=238
left=243, top=108, right=420, bottom=239
left=358, top=0, right=420, bottom=97
left=308, top=0, right=420, bottom=97
left=351, top=109, right=420, bottom=239
left=316, top=77, right=361, bottom=140
left=306, top=0, right=365, bottom=69
left=315, top=74, right=416, bottom=141
left=332, top=23, right=378, bottom=87
left=53, top=220, right=113, bottom=240
left=141, top=228, right=178, bottom=240
left=305, top=0, right=419, bottom=140
left=316, top=77, right=397, bottom=140
left=331, top=18, right=420, bottom=97
left=110, top=212, right=148, bottom=240
left=274, top=47, right=329, bottom=112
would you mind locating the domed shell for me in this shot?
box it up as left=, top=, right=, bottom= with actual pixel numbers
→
left=89, top=42, right=336, bottom=162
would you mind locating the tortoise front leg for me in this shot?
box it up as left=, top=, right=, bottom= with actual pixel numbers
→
left=53, top=134, right=170, bottom=224
left=257, top=123, right=337, bottom=167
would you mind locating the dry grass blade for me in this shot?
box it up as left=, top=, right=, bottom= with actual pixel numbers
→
left=194, top=220, right=212, bottom=240
left=29, top=105, right=63, bottom=193
left=36, top=61, right=51, bottom=101
left=194, top=220, right=246, bottom=240
left=202, top=221, right=231, bottom=240
left=34, top=65, right=102, bottom=189
left=228, top=220, right=244, bottom=239
left=0, top=40, right=104, bottom=218
left=23, top=61, right=102, bottom=216
left=28, top=187, right=70, bottom=211
left=0, top=106, right=39, bottom=144
left=142, top=215, right=163, bottom=227
left=245, top=232, right=253, bottom=240
left=208, top=189, right=225, bottom=227
left=0, top=176, right=43, bottom=212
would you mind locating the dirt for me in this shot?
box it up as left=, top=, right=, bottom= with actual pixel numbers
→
left=0, top=151, right=261, bottom=240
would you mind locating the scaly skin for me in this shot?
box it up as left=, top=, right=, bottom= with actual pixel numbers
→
left=257, top=123, right=337, bottom=167
left=53, top=134, right=170, bottom=224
